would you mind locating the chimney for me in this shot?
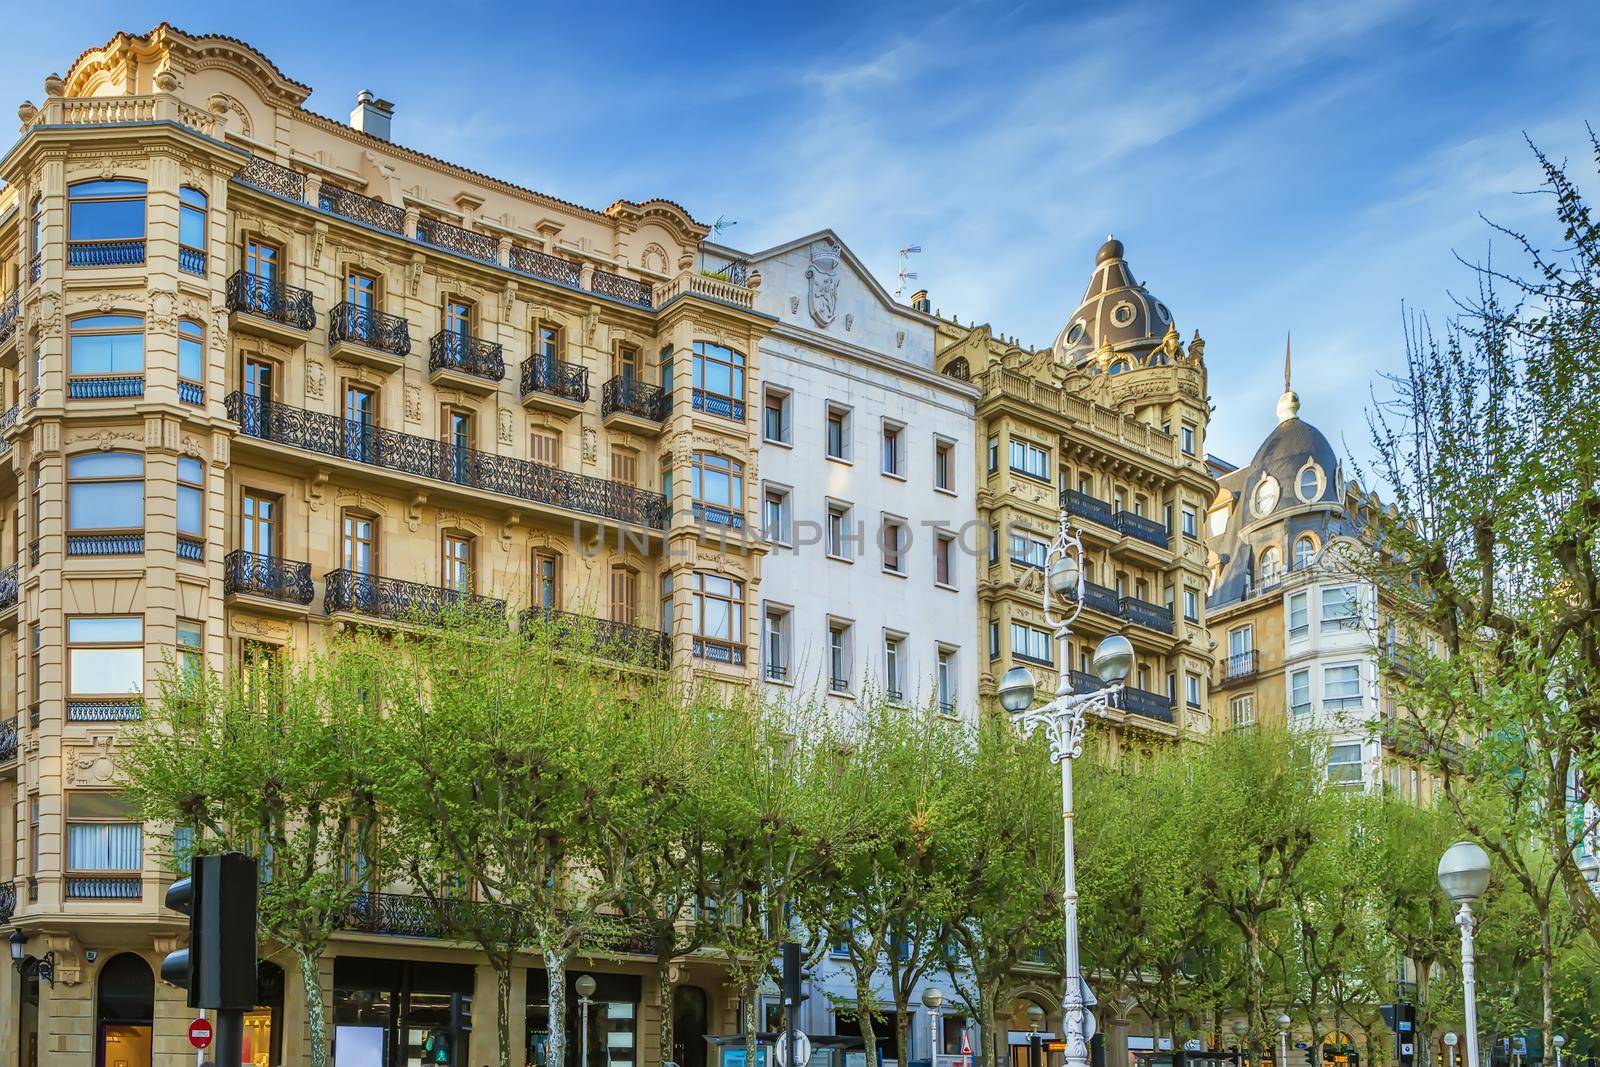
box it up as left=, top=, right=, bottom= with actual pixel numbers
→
left=350, top=89, right=394, bottom=141
left=910, top=288, right=931, bottom=313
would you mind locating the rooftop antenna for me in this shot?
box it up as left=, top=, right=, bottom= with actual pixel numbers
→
left=896, top=244, right=922, bottom=299
left=710, top=215, right=738, bottom=242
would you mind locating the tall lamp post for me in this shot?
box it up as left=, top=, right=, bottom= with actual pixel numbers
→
left=998, top=517, right=1134, bottom=1067
left=1276, top=1014, right=1291, bottom=1067
left=1444, top=1032, right=1457, bottom=1067
left=576, top=974, right=597, bottom=1067
left=1437, top=843, right=1491, bottom=1067
left=1553, top=1035, right=1565, bottom=1067
left=924, top=988, right=944, bottom=1067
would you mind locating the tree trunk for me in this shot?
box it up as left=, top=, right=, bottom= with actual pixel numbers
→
left=548, top=945, right=571, bottom=1067
left=743, top=975, right=762, bottom=1067
left=1540, top=915, right=1553, bottom=1067
left=857, top=972, right=881, bottom=1067
left=497, top=960, right=513, bottom=1067
left=979, top=979, right=1000, bottom=1067
left=658, top=954, right=677, bottom=1067
left=894, top=997, right=912, bottom=1067
left=298, top=947, right=329, bottom=1067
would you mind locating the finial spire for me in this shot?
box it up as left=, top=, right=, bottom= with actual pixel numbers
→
left=1284, top=332, right=1292, bottom=393
left=1276, top=331, right=1300, bottom=423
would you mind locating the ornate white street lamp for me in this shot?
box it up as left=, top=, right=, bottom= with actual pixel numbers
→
left=1437, top=842, right=1491, bottom=1067
left=999, top=516, right=1134, bottom=1067
left=1276, top=1014, right=1291, bottom=1067
left=1444, top=1032, right=1458, bottom=1067
left=923, top=987, right=944, bottom=1067
left=1553, top=1034, right=1565, bottom=1067
left=576, top=973, right=598, bottom=1067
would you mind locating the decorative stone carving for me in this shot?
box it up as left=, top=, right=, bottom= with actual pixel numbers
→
left=789, top=296, right=800, bottom=315
left=404, top=384, right=422, bottom=423
left=641, top=243, right=669, bottom=275
left=305, top=362, right=326, bottom=401
left=66, top=430, right=141, bottom=452
left=498, top=408, right=513, bottom=445
left=67, top=735, right=119, bottom=787
left=581, top=426, right=598, bottom=465
left=147, top=289, right=177, bottom=333
left=231, top=614, right=289, bottom=641
left=896, top=330, right=905, bottom=349
left=805, top=239, right=841, bottom=326
left=334, top=487, right=389, bottom=514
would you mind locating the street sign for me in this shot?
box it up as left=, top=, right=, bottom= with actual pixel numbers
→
left=188, top=1018, right=214, bottom=1050
left=774, top=1031, right=811, bottom=1067
left=1401, top=1044, right=1415, bottom=1057
left=962, top=1032, right=972, bottom=1056
left=1185, top=1041, right=1205, bottom=1052
left=1296, top=1043, right=1311, bottom=1051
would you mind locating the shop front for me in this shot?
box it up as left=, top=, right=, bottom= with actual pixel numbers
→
left=332, top=955, right=475, bottom=1066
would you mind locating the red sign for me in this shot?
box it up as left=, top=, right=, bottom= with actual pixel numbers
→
left=189, top=1018, right=214, bottom=1050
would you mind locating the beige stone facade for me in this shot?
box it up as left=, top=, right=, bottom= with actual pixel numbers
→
left=0, top=24, right=767, bottom=1067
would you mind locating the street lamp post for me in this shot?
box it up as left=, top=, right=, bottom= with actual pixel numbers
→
left=1233, top=1021, right=1250, bottom=1066
left=1553, top=1035, right=1565, bottom=1067
left=1444, top=1032, right=1458, bottom=1067
left=1437, top=843, right=1492, bottom=1067
left=576, top=974, right=597, bottom=1067
left=924, top=988, right=945, bottom=1067
left=1028, top=1004, right=1046, bottom=1067
left=1276, top=1014, right=1291, bottom=1067
left=998, top=517, right=1134, bottom=1067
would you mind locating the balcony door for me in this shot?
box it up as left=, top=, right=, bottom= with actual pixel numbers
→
left=342, top=513, right=375, bottom=577
left=242, top=491, right=278, bottom=559
left=244, top=238, right=280, bottom=316
left=442, top=533, right=473, bottom=597
left=1229, top=624, right=1253, bottom=659
left=345, top=271, right=378, bottom=342
left=442, top=408, right=472, bottom=485
left=242, top=358, right=275, bottom=436
left=343, top=384, right=377, bottom=464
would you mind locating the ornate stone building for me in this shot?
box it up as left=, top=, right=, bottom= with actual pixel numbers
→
left=0, top=24, right=770, bottom=1067
left=933, top=237, right=1217, bottom=746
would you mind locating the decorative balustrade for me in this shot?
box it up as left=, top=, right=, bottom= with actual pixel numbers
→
left=0, top=563, right=15, bottom=612
left=520, top=607, right=671, bottom=670
left=429, top=331, right=505, bottom=383
left=68, top=239, right=145, bottom=267
left=232, top=156, right=306, bottom=201
left=417, top=217, right=498, bottom=263
left=319, top=185, right=405, bottom=234
left=1120, top=595, right=1175, bottom=634
left=329, top=302, right=411, bottom=358
left=227, top=394, right=669, bottom=528
left=69, top=375, right=144, bottom=399
left=692, top=502, right=744, bottom=530
left=694, top=638, right=746, bottom=667
left=176, top=536, right=205, bottom=562
left=0, top=714, right=16, bottom=765
left=178, top=246, right=206, bottom=276
left=1115, top=510, right=1170, bottom=547
left=225, top=270, right=316, bottom=331
left=509, top=246, right=582, bottom=287
left=0, top=882, right=13, bottom=924
left=1221, top=650, right=1260, bottom=684
left=1060, top=488, right=1116, bottom=529
left=591, top=269, right=653, bottom=308
left=0, top=292, right=18, bottom=345
left=343, top=890, right=655, bottom=953
left=692, top=388, right=745, bottom=422
left=66, top=876, right=142, bottom=900
left=224, top=550, right=316, bottom=605
left=68, top=700, right=142, bottom=722
left=602, top=377, right=670, bottom=423
left=178, top=381, right=204, bottom=406
left=520, top=356, right=589, bottom=404
left=1067, top=580, right=1121, bottom=617
left=28, top=93, right=219, bottom=139
left=67, top=533, right=144, bottom=556
left=28, top=255, right=40, bottom=283
left=653, top=270, right=757, bottom=310
left=324, top=570, right=506, bottom=625
left=1069, top=672, right=1174, bottom=723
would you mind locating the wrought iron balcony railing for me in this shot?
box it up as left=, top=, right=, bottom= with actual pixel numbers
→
left=0, top=292, right=18, bottom=345
left=1069, top=673, right=1175, bottom=723
left=692, top=502, right=744, bottom=530
left=0, top=714, right=16, bottom=765
left=28, top=255, right=41, bottom=283
left=509, top=246, right=582, bottom=287
left=226, top=394, right=669, bottom=528
left=343, top=890, right=655, bottom=954
left=429, top=331, right=505, bottom=383
left=68, top=700, right=142, bottom=722
left=0, top=562, right=18, bottom=612
left=0, top=882, right=13, bottom=924
left=69, top=376, right=144, bottom=399
left=233, top=156, right=306, bottom=201
left=66, top=876, right=142, bottom=900
left=602, top=376, right=670, bottom=423
left=319, top=185, right=405, bottom=234
left=694, top=638, right=746, bottom=667
left=224, top=550, right=315, bottom=605
left=1067, top=580, right=1122, bottom=617
left=591, top=269, right=653, bottom=308
left=225, top=270, right=316, bottom=331
left=1120, top=595, right=1175, bottom=634
left=329, top=301, right=411, bottom=358
left=324, top=570, right=506, bottom=625
left=520, top=356, right=589, bottom=404
left=1115, top=510, right=1170, bottom=547
left=1060, top=489, right=1116, bottom=529
left=1222, top=650, right=1260, bottom=684
left=417, top=217, right=498, bottom=263
left=692, top=388, right=744, bottom=422
left=520, top=606, right=671, bottom=670
left=68, top=239, right=145, bottom=267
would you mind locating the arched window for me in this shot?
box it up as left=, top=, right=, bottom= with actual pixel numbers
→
left=1259, top=545, right=1282, bottom=581
left=1297, top=463, right=1323, bottom=501
left=68, top=313, right=145, bottom=398
left=1108, top=360, right=1130, bottom=375
left=67, top=180, right=146, bottom=267
left=1294, top=534, right=1317, bottom=570
left=96, top=952, right=154, bottom=1067
left=178, top=187, right=208, bottom=275
left=690, top=452, right=744, bottom=528
left=943, top=356, right=971, bottom=381
left=178, top=319, right=205, bottom=404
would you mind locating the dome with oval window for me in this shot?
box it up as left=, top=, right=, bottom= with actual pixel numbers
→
left=1253, top=475, right=1280, bottom=516
left=1297, top=463, right=1323, bottom=502
left=1052, top=237, right=1178, bottom=364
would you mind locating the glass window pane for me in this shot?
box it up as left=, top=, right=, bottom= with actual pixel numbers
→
left=69, top=482, right=144, bottom=529
left=178, top=485, right=202, bottom=535
left=178, top=457, right=203, bottom=483
left=180, top=187, right=208, bottom=208
left=72, top=315, right=143, bottom=331
left=179, top=205, right=206, bottom=249
left=69, top=331, right=146, bottom=375
left=68, top=452, right=144, bottom=478
left=179, top=336, right=203, bottom=380
left=70, top=198, right=146, bottom=241
left=70, top=646, right=143, bottom=695
left=70, top=180, right=147, bottom=199
left=68, top=791, right=138, bottom=819
left=67, top=822, right=143, bottom=871
left=177, top=621, right=203, bottom=649
left=68, top=617, right=143, bottom=642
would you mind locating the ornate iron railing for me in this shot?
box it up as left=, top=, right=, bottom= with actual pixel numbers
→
left=0, top=882, right=13, bottom=923
left=1069, top=673, right=1175, bottom=723
left=178, top=381, right=204, bottom=406
left=509, top=246, right=582, bottom=287
left=1115, top=510, right=1169, bottom=547
left=66, top=876, right=142, bottom=899
left=224, top=550, right=315, bottom=605
left=29, top=255, right=41, bottom=283
left=520, top=356, right=589, bottom=404
left=0, top=563, right=16, bottom=613
left=29, top=540, right=39, bottom=566
left=67, top=533, right=144, bottom=556
left=692, top=388, right=744, bottom=422
left=225, top=270, right=316, bottom=331
left=319, top=185, right=405, bottom=234
left=602, top=377, right=670, bottom=423
left=429, top=331, right=505, bottom=383
left=694, top=638, right=746, bottom=666
left=69, top=375, right=144, bottom=399
left=692, top=502, right=744, bottom=530
left=0, top=404, right=17, bottom=437
left=67, top=700, right=142, bottom=722
left=1060, top=489, right=1116, bottom=529
left=178, top=246, right=206, bottom=276
left=766, top=663, right=787, bottom=681
left=226, top=394, right=669, bottom=528
left=1222, top=650, right=1259, bottom=683
left=1120, top=595, right=1175, bottom=634
left=591, top=269, right=653, bottom=308
left=343, top=890, right=655, bottom=954
left=417, top=217, right=498, bottom=263
left=324, top=570, right=506, bottom=625
left=176, top=536, right=205, bottom=562
left=233, top=156, right=306, bottom=201
left=68, top=239, right=145, bottom=267
left=1067, top=580, right=1121, bottom=617
left=0, top=715, right=16, bottom=765
left=329, top=301, right=411, bottom=357
left=521, top=607, right=671, bottom=670
left=0, top=292, right=18, bottom=345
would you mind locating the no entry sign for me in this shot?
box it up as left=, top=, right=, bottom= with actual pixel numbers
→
left=189, top=1018, right=214, bottom=1049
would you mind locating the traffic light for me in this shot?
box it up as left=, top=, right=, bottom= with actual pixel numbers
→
left=782, top=941, right=808, bottom=1010
left=160, top=852, right=259, bottom=1011
left=1393, top=1003, right=1417, bottom=1067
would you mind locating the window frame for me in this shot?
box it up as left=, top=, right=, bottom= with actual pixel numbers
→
left=934, top=530, right=957, bottom=589
left=690, top=451, right=743, bottom=512
left=827, top=618, right=854, bottom=694
left=178, top=186, right=208, bottom=275
left=690, top=571, right=746, bottom=663
left=1008, top=436, right=1051, bottom=481
left=64, top=791, right=143, bottom=876
left=66, top=615, right=144, bottom=700
left=881, top=516, right=908, bottom=576
left=441, top=531, right=474, bottom=595
left=532, top=549, right=561, bottom=611
left=763, top=387, right=792, bottom=446
left=1009, top=621, right=1053, bottom=666
left=691, top=340, right=747, bottom=407
left=763, top=603, right=792, bottom=683
left=933, top=436, right=957, bottom=494
left=1327, top=742, right=1364, bottom=787
left=936, top=645, right=958, bottom=714
left=880, top=419, right=906, bottom=479
left=827, top=500, right=854, bottom=562
left=177, top=455, right=205, bottom=539
left=178, top=318, right=206, bottom=390
left=1288, top=667, right=1311, bottom=717
left=883, top=631, right=908, bottom=702
left=67, top=179, right=148, bottom=260
left=826, top=403, right=853, bottom=462
left=67, top=450, right=145, bottom=533
left=1320, top=583, right=1361, bottom=633
left=1288, top=591, right=1310, bottom=641
left=68, top=313, right=146, bottom=382
left=1323, top=663, right=1363, bottom=713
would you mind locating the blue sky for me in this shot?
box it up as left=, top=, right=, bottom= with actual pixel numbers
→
left=3, top=0, right=1596, bottom=466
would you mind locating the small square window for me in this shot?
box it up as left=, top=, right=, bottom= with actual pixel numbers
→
left=1181, top=424, right=1196, bottom=456
left=763, top=389, right=792, bottom=445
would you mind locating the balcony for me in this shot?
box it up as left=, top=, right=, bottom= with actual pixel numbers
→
left=325, top=570, right=506, bottom=627
left=342, top=890, right=654, bottom=953
left=227, top=394, right=670, bottom=529
left=67, top=533, right=144, bottom=556
left=1115, top=510, right=1170, bottom=549
left=1120, top=595, right=1175, bottom=634
left=1118, top=686, right=1175, bottom=724
left=0, top=883, right=12, bottom=924
left=520, top=606, right=671, bottom=670
left=0, top=714, right=16, bottom=765
left=417, top=217, right=498, bottom=264
left=692, top=388, right=745, bottom=423
left=591, top=269, right=653, bottom=309
left=68, top=375, right=143, bottom=399
left=694, top=638, right=746, bottom=667
left=692, top=502, right=745, bottom=531
left=233, top=156, right=306, bottom=201
left=68, top=239, right=145, bottom=268
left=319, top=185, right=405, bottom=235
left=428, top=331, right=505, bottom=395
left=66, top=876, right=142, bottom=900
left=1067, top=580, right=1122, bottom=618
left=0, top=562, right=18, bottom=616
left=520, top=355, right=589, bottom=417
left=0, top=291, right=18, bottom=352
left=68, top=700, right=142, bottom=722
left=1219, top=650, right=1259, bottom=687
left=225, top=270, right=316, bottom=344
left=601, top=377, right=670, bottom=433
left=1060, top=489, right=1115, bottom=530
left=509, top=246, right=582, bottom=288
left=329, top=302, right=411, bottom=372
left=224, top=550, right=315, bottom=613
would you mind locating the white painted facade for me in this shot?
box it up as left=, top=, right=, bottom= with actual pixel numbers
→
left=707, top=232, right=980, bottom=720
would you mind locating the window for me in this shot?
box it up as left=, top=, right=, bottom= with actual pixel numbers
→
left=535, top=320, right=564, bottom=362
left=763, top=388, right=791, bottom=444
left=444, top=298, right=474, bottom=339
left=1259, top=545, right=1282, bottom=581
left=177, top=619, right=204, bottom=679
left=1289, top=668, right=1311, bottom=717
left=764, top=606, right=791, bottom=681
left=532, top=550, right=560, bottom=610
left=1208, top=505, right=1230, bottom=536
left=764, top=485, right=792, bottom=545
left=1010, top=622, right=1052, bottom=665
left=530, top=429, right=560, bottom=467
left=26, top=794, right=39, bottom=876
left=986, top=436, right=998, bottom=474
left=1008, top=437, right=1050, bottom=480
left=241, top=491, right=279, bottom=557
left=1324, top=664, right=1363, bottom=713
left=614, top=341, right=641, bottom=382
left=1227, top=625, right=1254, bottom=661
left=1186, top=673, right=1202, bottom=708
left=1181, top=505, right=1198, bottom=538
left=177, top=456, right=204, bottom=538
left=1183, top=588, right=1199, bottom=622
left=1009, top=532, right=1048, bottom=569
left=68, top=313, right=145, bottom=384
left=826, top=404, right=851, bottom=460
left=66, top=792, right=142, bottom=874
left=828, top=620, right=853, bottom=693
left=934, top=437, right=956, bottom=492
left=341, top=512, right=376, bottom=574
left=1297, top=464, right=1323, bottom=501
left=1181, top=424, right=1196, bottom=455
left=936, top=647, right=957, bottom=714
left=883, top=634, right=907, bottom=701
left=691, top=572, right=745, bottom=664
left=1229, top=694, right=1254, bottom=728
left=68, top=451, right=144, bottom=531
left=610, top=565, right=638, bottom=625
left=881, top=518, right=907, bottom=575
left=244, top=237, right=278, bottom=284
left=690, top=453, right=743, bottom=525
left=612, top=446, right=639, bottom=486
left=178, top=187, right=207, bottom=275
left=988, top=620, right=1000, bottom=659
left=68, top=180, right=146, bottom=265
left=178, top=319, right=205, bottom=398
left=1321, top=584, right=1360, bottom=633
left=827, top=502, right=853, bottom=561
left=1253, top=475, right=1280, bottom=515
left=881, top=421, right=905, bottom=477
left=1288, top=591, right=1309, bottom=641
left=29, top=623, right=42, bottom=710
left=345, top=270, right=378, bottom=309
left=441, top=533, right=473, bottom=594
left=934, top=531, right=956, bottom=588
left=1327, top=743, right=1364, bottom=787
left=30, top=194, right=43, bottom=263
left=68, top=616, right=143, bottom=698
left=691, top=341, right=747, bottom=418
left=1293, top=534, right=1317, bottom=570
